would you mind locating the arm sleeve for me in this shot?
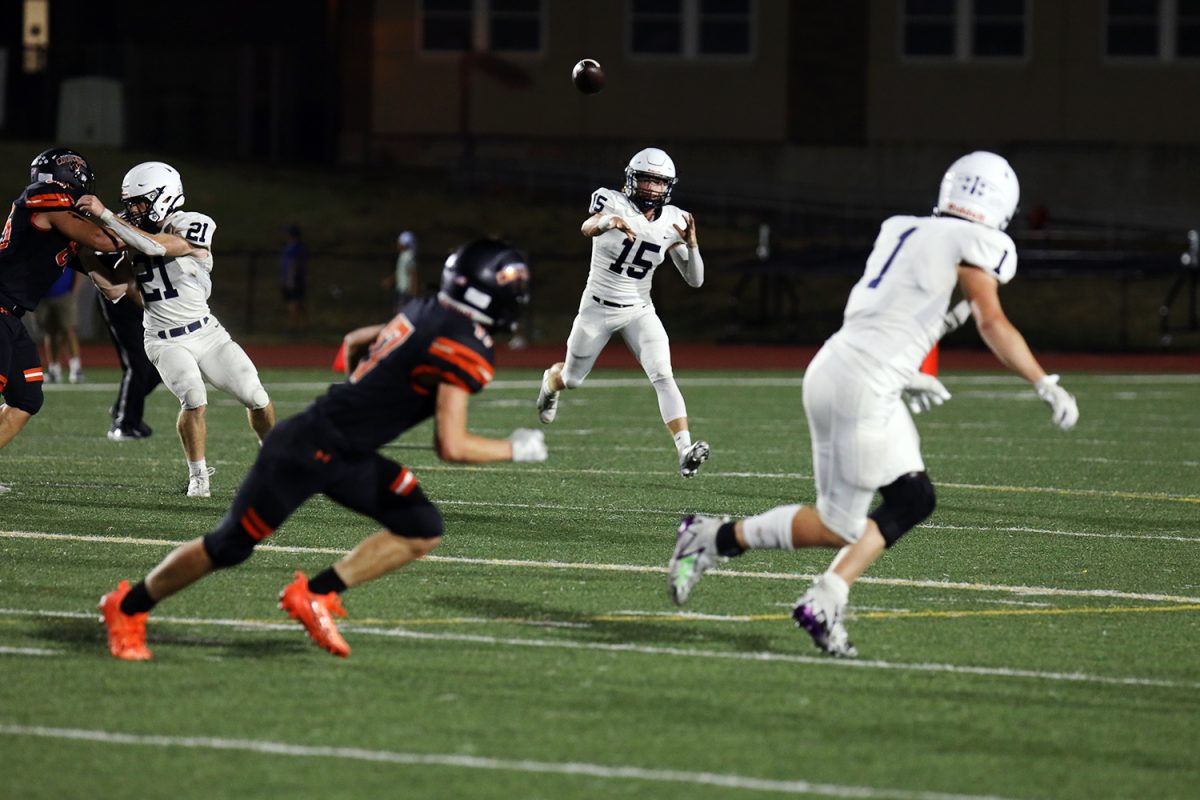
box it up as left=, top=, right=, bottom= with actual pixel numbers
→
left=668, top=245, right=704, bottom=288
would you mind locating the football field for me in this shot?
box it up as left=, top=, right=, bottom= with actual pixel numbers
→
left=1, top=367, right=1197, bottom=799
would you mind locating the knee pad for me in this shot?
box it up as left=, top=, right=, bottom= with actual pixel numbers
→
left=250, top=387, right=270, bottom=410
left=202, top=515, right=260, bottom=568
left=389, top=502, right=444, bottom=540
left=6, top=385, right=44, bottom=415
left=181, top=386, right=208, bottom=410
left=868, top=471, right=936, bottom=547
left=644, top=361, right=674, bottom=384
left=651, top=377, right=687, bottom=424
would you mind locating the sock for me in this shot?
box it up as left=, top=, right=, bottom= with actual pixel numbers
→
left=188, top=459, right=207, bottom=477
left=715, top=522, right=744, bottom=557
left=308, top=568, right=347, bottom=595
left=819, top=571, right=851, bottom=606
left=68, top=357, right=82, bottom=373
left=672, top=429, right=692, bottom=455
left=742, top=504, right=801, bottom=550
left=120, top=581, right=156, bottom=615
left=47, top=363, right=62, bottom=380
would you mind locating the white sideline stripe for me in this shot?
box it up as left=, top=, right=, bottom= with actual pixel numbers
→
left=0, top=724, right=1017, bottom=800
left=0, top=645, right=59, bottom=656
left=4, top=607, right=1194, bottom=691
left=4, top=529, right=1199, bottom=604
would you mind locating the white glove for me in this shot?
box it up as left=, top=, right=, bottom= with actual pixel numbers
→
left=902, top=372, right=952, bottom=414
left=1034, top=374, right=1079, bottom=431
left=509, top=428, right=548, bottom=462
left=940, top=299, right=972, bottom=338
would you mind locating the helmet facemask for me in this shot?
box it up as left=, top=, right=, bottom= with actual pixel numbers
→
left=623, top=168, right=676, bottom=212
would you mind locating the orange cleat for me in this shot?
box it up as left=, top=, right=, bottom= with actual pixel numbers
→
left=279, top=571, right=350, bottom=657
left=98, top=580, right=152, bottom=661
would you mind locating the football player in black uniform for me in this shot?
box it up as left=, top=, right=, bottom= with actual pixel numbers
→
left=0, top=149, right=126, bottom=470
left=100, top=239, right=547, bottom=660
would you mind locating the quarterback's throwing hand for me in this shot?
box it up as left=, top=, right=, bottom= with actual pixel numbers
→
left=672, top=213, right=698, bottom=248
left=1034, top=374, right=1079, bottom=431
left=509, top=428, right=548, bottom=462
left=902, top=372, right=951, bottom=414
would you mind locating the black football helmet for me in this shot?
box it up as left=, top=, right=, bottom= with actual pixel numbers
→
left=438, top=239, right=531, bottom=333
left=29, top=148, right=94, bottom=195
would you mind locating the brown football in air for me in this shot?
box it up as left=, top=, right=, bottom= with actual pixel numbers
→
left=572, top=59, right=606, bottom=94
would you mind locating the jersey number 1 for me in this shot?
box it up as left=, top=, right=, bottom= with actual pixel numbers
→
left=867, top=226, right=917, bottom=289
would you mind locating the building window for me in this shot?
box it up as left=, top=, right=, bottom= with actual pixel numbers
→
left=901, top=0, right=1027, bottom=60
left=420, top=0, right=543, bottom=54
left=1106, top=0, right=1200, bottom=59
left=630, top=0, right=753, bottom=58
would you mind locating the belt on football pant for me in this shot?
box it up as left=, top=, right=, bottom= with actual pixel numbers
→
left=592, top=295, right=635, bottom=309
left=157, top=316, right=210, bottom=339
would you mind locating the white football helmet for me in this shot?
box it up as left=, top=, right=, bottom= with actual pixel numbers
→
left=934, top=151, right=1019, bottom=231
left=121, top=161, right=185, bottom=230
left=623, top=147, right=677, bottom=211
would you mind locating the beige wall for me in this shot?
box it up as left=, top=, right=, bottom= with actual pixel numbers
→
left=868, top=1, right=1200, bottom=144
left=372, top=0, right=790, bottom=142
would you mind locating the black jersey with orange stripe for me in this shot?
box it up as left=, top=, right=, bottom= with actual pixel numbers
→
left=313, top=295, right=496, bottom=453
left=0, top=182, right=85, bottom=312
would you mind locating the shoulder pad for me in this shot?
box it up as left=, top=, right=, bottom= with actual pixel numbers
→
left=19, top=181, right=80, bottom=210
left=961, top=226, right=1018, bottom=285
left=165, top=212, right=217, bottom=249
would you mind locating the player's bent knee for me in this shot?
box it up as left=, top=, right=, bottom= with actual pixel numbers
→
left=7, top=394, right=43, bottom=416
left=868, top=471, right=936, bottom=548
left=250, top=388, right=270, bottom=409
left=389, top=502, right=444, bottom=541
left=202, top=524, right=258, bottom=568
left=181, top=387, right=208, bottom=409
left=645, top=364, right=674, bottom=383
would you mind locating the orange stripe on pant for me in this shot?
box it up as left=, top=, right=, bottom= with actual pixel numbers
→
left=240, top=507, right=275, bottom=541
left=389, top=468, right=418, bottom=496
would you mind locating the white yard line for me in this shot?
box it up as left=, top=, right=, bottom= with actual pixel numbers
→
left=0, top=723, right=1019, bottom=800
left=3, top=607, right=1195, bottom=691
left=3, top=530, right=1198, bottom=603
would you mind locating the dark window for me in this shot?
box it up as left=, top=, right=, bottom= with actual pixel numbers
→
left=699, top=0, right=751, bottom=55
left=632, top=0, right=683, bottom=54
left=1107, top=0, right=1160, bottom=57
left=974, top=0, right=1026, bottom=57
left=904, top=0, right=956, bottom=57
left=422, top=0, right=473, bottom=52
left=490, top=0, right=541, bottom=52
left=1179, top=0, right=1200, bottom=56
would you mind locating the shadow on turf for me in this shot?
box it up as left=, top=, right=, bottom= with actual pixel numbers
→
left=431, top=593, right=775, bottom=652
left=34, top=617, right=312, bottom=659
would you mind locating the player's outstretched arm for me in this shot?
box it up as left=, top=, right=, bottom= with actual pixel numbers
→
left=957, top=265, right=1078, bottom=430
left=74, top=195, right=166, bottom=256
left=42, top=209, right=123, bottom=254
left=434, top=383, right=547, bottom=463
left=668, top=213, right=704, bottom=287
left=581, top=212, right=634, bottom=240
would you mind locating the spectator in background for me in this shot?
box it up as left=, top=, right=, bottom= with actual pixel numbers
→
left=280, top=225, right=308, bottom=332
left=389, top=230, right=417, bottom=313
left=35, top=267, right=86, bottom=384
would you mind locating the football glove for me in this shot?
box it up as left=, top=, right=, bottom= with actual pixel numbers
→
left=902, top=372, right=952, bottom=415
left=1034, top=374, right=1079, bottom=431
left=509, top=428, right=548, bottom=462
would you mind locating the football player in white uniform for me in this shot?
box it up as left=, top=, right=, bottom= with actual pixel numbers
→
left=78, top=162, right=276, bottom=498
left=667, top=152, right=1079, bottom=656
left=536, top=147, right=710, bottom=478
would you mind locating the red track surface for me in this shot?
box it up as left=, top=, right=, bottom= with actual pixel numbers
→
left=76, top=342, right=1199, bottom=372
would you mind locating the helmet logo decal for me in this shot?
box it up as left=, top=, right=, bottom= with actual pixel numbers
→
left=464, top=286, right=493, bottom=309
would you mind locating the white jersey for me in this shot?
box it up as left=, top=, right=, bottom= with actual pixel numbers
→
left=130, top=211, right=218, bottom=334
left=583, top=187, right=689, bottom=306
left=829, top=215, right=1017, bottom=394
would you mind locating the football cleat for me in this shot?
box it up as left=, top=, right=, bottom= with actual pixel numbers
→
left=99, top=580, right=152, bottom=661
left=186, top=466, right=216, bottom=497
left=107, top=422, right=152, bottom=441
left=536, top=369, right=560, bottom=424
left=792, top=577, right=858, bottom=658
left=678, top=440, right=710, bottom=478
left=279, top=571, right=351, bottom=657
left=668, top=514, right=727, bottom=605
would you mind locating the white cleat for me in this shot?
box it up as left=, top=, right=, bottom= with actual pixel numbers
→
left=536, top=369, right=560, bottom=424
left=792, top=577, right=858, bottom=658
left=667, top=514, right=727, bottom=605
left=186, top=467, right=216, bottom=498
left=678, top=440, right=710, bottom=478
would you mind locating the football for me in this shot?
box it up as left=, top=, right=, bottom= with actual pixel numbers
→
left=571, top=59, right=606, bottom=94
